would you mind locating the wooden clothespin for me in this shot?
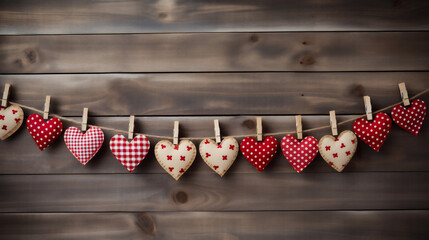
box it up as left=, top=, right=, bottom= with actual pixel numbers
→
left=329, top=110, right=338, bottom=136
left=173, top=121, right=179, bottom=145
left=363, top=96, right=372, bottom=121
left=256, top=117, right=262, bottom=141
left=296, top=115, right=302, bottom=140
left=2, top=83, right=11, bottom=108
left=214, top=119, right=221, bottom=143
left=82, top=108, right=88, bottom=132
left=43, top=96, right=51, bottom=120
left=128, top=115, right=135, bottom=140
left=398, top=82, right=410, bottom=107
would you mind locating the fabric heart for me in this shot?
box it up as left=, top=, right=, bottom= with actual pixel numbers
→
left=199, top=137, right=239, bottom=177
left=0, top=105, right=24, bottom=140
left=353, top=112, right=391, bottom=151
left=155, top=140, right=196, bottom=180
left=281, top=135, right=318, bottom=173
left=110, top=134, right=150, bottom=172
left=391, top=99, right=426, bottom=136
left=318, top=130, right=358, bottom=172
left=240, top=136, right=278, bottom=172
left=26, top=113, right=63, bottom=151
left=64, top=126, right=104, bottom=165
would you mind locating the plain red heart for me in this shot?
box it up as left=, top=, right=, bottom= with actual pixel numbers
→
left=281, top=135, right=318, bottom=173
left=26, top=113, right=63, bottom=151
left=391, top=99, right=426, bottom=136
left=240, top=136, right=278, bottom=172
left=353, top=112, right=391, bottom=152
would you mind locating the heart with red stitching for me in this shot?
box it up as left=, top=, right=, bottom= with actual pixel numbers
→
left=281, top=135, right=318, bottom=173
left=155, top=140, right=196, bottom=180
left=391, top=99, right=426, bottom=136
left=0, top=105, right=24, bottom=140
left=318, top=130, right=358, bottom=172
left=110, top=134, right=150, bottom=172
left=240, top=136, right=278, bottom=172
left=353, top=112, right=391, bottom=151
left=64, top=126, right=104, bottom=165
left=199, top=137, right=239, bottom=177
left=26, top=113, right=63, bottom=151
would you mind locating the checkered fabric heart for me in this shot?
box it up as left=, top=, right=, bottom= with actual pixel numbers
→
left=64, top=126, right=104, bottom=165
left=110, top=134, right=150, bottom=172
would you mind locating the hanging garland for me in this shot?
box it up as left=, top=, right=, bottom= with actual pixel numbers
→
left=0, top=83, right=427, bottom=180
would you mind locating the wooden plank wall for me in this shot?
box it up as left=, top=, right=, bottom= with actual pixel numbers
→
left=0, top=0, right=428, bottom=239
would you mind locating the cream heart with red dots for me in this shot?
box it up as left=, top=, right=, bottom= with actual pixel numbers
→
left=155, top=140, right=196, bottom=180
left=240, top=136, right=278, bottom=172
left=199, top=137, right=239, bottom=177
left=110, top=134, right=150, bottom=172
left=318, top=130, right=358, bottom=172
left=281, top=135, right=318, bottom=173
left=353, top=112, right=391, bottom=152
left=391, top=99, right=426, bottom=136
left=64, top=126, right=104, bottom=165
left=26, top=113, right=63, bottom=151
left=0, top=105, right=24, bottom=140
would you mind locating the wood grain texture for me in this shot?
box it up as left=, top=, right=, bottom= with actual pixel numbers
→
left=1, top=32, right=429, bottom=73
left=0, top=172, right=428, bottom=212
left=1, top=0, right=429, bottom=34
left=0, top=115, right=428, bottom=174
left=1, top=73, right=428, bottom=116
left=0, top=211, right=428, bottom=240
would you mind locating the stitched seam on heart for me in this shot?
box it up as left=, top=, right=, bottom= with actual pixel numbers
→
left=155, top=140, right=196, bottom=181
left=0, top=105, right=24, bottom=141
left=318, top=130, right=357, bottom=172
left=199, top=137, right=238, bottom=177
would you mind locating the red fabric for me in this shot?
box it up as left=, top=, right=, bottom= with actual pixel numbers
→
left=240, top=136, right=278, bottom=172
left=353, top=112, right=391, bottom=152
left=26, top=113, right=63, bottom=151
left=64, top=126, right=104, bottom=165
left=110, top=134, right=150, bottom=172
left=281, top=135, right=318, bottom=173
left=391, top=99, right=426, bottom=136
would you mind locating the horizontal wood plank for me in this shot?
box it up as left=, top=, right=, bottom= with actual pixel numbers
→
left=1, top=32, right=429, bottom=73
left=1, top=73, right=428, bottom=116
left=0, top=115, right=428, bottom=174
left=0, top=211, right=428, bottom=240
left=0, top=172, right=427, bottom=212
left=1, top=0, right=429, bottom=34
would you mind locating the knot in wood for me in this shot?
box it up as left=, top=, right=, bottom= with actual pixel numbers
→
left=242, top=119, right=256, bottom=129
left=136, top=213, right=156, bottom=235
left=249, top=34, right=259, bottom=43
left=351, top=84, right=365, bottom=97
left=173, top=190, right=188, bottom=204
left=24, top=48, right=39, bottom=64
left=299, top=54, right=315, bottom=65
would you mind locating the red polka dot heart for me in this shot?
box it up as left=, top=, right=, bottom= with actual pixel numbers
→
left=391, top=99, right=426, bottom=136
left=26, top=113, right=63, bottom=151
left=281, top=135, right=318, bottom=173
left=240, top=136, right=278, bottom=172
left=353, top=112, right=391, bottom=151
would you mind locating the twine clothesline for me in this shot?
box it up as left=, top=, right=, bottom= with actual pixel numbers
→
left=8, top=87, right=429, bottom=141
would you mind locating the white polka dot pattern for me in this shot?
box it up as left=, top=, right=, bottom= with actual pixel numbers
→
left=26, top=113, right=63, bottom=151
left=110, top=134, right=150, bottom=172
left=64, top=126, right=104, bottom=165
left=0, top=105, right=24, bottom=140
left=155, top=140, right=196, bottom=180
left=281, top=135, right=318, bottom=173
left=240, top=136, right=278, bottom=172
left=199, top=137, right=239, bottom=177
left=353, top=112, right=391, bottom=152
left=318, top=130, right=357, bottom=172
left=391, top=99, right=426, bottom=136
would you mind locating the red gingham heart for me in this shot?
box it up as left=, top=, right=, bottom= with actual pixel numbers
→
left=26, top=113, right=63, bottom=151
left=281, top=135, right=318, bottom=173
left=240, top=136, right=278, bottom=172
left=110, top=134, right=150, bottom=172
left=353, top=112, right=391, bottom=152
left=64, top=126, right=104, bottom=165
left=391, top=99, right=426, bottom=136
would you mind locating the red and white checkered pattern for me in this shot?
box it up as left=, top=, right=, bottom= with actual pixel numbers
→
left=110, top=134, right=150, bottom=172
left=64, top=126, right=104, bottom=165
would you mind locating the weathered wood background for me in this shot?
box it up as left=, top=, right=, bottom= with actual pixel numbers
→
left=1, top=0, right=429, bottom=239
